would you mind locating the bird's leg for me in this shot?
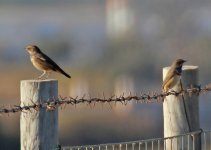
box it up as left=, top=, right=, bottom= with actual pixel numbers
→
left=38, top=71, right=46, bottom=80
left=179, top=78, right=184, bottom=91
left=45, top=71, right=51, bottom=79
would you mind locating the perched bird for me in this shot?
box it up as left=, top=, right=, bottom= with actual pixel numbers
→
left=162, top=59, right=186, bottom=93
left=25, top=45, right=71, bottom=79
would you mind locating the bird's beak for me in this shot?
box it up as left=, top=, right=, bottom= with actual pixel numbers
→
left=183, top=60, right=187, bottom=63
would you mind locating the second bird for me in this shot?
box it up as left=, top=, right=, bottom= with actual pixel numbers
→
left=162, top=59, right=186, bottom=93
left=26, top=45, right=71, bottom=79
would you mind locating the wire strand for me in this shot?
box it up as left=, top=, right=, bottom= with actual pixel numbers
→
left=0, top=84, right=211, bottom=115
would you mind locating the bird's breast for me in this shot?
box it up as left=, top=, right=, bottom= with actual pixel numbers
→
left=30, top=57, right=49, bottom=71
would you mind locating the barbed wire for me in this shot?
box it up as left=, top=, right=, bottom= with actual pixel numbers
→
left=0, top=84, right=211, bottom=115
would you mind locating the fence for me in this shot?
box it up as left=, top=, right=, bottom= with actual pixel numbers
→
left=1, top=65, right=211, bottom=150
left=0, top=84, right=210, bottom=114
left=63, top=130, right=211, bottom=150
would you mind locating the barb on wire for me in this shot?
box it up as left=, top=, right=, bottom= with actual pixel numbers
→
left=0, top=84, right=211, bottom=115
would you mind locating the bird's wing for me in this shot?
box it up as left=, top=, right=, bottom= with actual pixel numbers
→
left=162, top=68, right=175, bottom=89
left=34, top=53, right=60, bottom=71
left=36, top=52, right=70, bottom=77
left=42, top=53, right=64, bottom=71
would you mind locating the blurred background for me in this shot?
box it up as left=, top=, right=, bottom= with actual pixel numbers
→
left=0, top=0, right=211, bottom=149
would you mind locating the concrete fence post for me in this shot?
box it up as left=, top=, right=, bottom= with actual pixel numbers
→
left=20, top=79, right=58, bottom=150
left=163, top=66, right=201, bottom=150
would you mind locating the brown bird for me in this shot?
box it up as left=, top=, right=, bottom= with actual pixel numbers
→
left=162, top=59, right=186, bottom=93
left=25, top=45, right=71, bottom=79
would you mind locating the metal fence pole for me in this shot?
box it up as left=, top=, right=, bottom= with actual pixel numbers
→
left=163, top=66, right=200, bottom=150
left=20, top=80, right=58, bottom=150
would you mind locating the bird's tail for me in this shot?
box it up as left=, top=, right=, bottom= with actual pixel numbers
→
left=57, top=69, right=71, bottom=78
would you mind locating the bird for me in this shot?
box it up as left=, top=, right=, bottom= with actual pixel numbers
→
left=25, top=45, right=71, bottom=79
left=162, top=59, right=186, bottom=93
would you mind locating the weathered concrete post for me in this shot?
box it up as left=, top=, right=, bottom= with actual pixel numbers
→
left=20, top=80, right=58, bottom=150
left=163, top=66, right=200, bottom=150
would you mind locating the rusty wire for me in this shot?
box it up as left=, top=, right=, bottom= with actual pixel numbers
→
left=0, top=84, right=211, bottom=115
